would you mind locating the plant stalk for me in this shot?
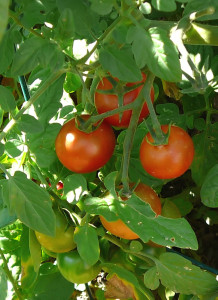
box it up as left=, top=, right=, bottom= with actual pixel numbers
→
left=0, top=69, right=66, bottom=143
left=9, top=10, right=43, bottom=39
left=121, top=72, right=156, bottom=195
left=0, top=248, right=24, bottom=300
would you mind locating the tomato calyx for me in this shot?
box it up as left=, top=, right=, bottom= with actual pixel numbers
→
left=145, top=122, right=172, bottom=146
left=75, top=114, right=104, bottom=134
left=118, top=182, right=139, bottom=199
left=96, top=77, right=145, bottom=96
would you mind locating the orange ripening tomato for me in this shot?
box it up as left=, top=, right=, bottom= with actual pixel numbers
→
left=140, top=125, right=195, bottom=179
left=94, top=72, right=154, bottom=128
left=55, top=115, right=116, bottom=173
left=100, top=183, right=161, bottom=240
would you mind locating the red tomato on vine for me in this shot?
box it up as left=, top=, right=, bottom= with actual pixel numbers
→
left=140, top=125, right=194, bottom=179
left=100, top=183, right=161, bottom=240
left=95, top=73, right=154, bottom=128
left=55, top=115, right=116, bottom=173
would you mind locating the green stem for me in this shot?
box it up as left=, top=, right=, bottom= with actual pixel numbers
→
left=77, top=15, right=123, bottom=65
left=0, top=164, right=12, bottom=178
left=82, top=101, right=136, bottom=129
left=104, top=233, right=129, bottom=250
left=103, top=234, right=155, bottom=266
left=0, top=248, right=24, bottom=300
left=81, top=213, right=90, bottom=226
left=0, top=69, right=66, bottom=143
left=9, top=10, right=43, bottom=39
left=121, top=72, right=157, bottom=194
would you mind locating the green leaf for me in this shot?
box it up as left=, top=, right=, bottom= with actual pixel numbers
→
left=64, top=72, right=82, bottom=93
left=83, top=196, right=118, bottom=222
left=90, top=0, right=113, bottom=15
left=144, top=266, right=160, bottom=290
left=127, top=26, right=152, bottom=69
left=11, top=37, right=45, bottom=76
left=116, top=194, right=198, bottom=249
left=32, top=264, right=75, bottom=300
left=129, top=240, right=143, bottom=252
left=19, top=0, right=45, bottom=28
left=200, top=165, right=218, bottom=208
left=21, top=225, right=38, bottom=290
left=0, top=0, right=9, bottom=43
left=0, top=29, right=14, bottom=74
left=27, top=123, right=61, bottom=168
left=56, top=0, right=101, bottom=40
left=148, top=27, right=182, bottom=82
left=0, top=107, right=3, bottom=128
left=63, top=174, right=87, bottom=203
left=74, top=225, right=100, bottom=266
left=184, top=0, right=218, bottom=21
left=104, top=171, right=118, bottom=199
left=55, top=8, right=75, bottom=40
left=1, top=171, right=55, bottom=236
left=31, top=74, right=64, bottom=125
left=0, top=207, right=17, bottom=228
left=128, top=26, right=182, bottom=81
left=161, top=199, right=182, bottom=219
left=99, top=45, right=142, bottom=82
left=0, top=86, right=16, bottom=112
left=0, top=187, right=17, bottom=228
left=0, top=143, right=4, bottom=157
left=156, top=253, right=218, bottom=295
left=191, top=123, right=218, bottom=186
left=17, top=114, right=44, bottom=133
left=103, top=263, right=154, bottom=300
left=139, top=3, right=152, bottom=14
left=151, top=0, right=177, bottom=12
left=0, top=266, right=7, bottom=300
left=11, top=37, right=64, bottom=76
left=5, top=140, right=24, bottom=158
left=29, top=229, right=41, bottom=272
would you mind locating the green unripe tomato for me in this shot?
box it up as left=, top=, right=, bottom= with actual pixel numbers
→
left=42, top=247, right=57, bottom=258
left=35, top=209, right=76, bottom=253
left=57, top=251, right=101, bottom=284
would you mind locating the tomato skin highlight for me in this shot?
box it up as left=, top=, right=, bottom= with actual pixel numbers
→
left=55, top=115, right=116, bottom=173
left=100, top=183, right=161, bottom=240
left=139, top=125, right=195, bottom=179
left=35, top=209, right=76, bottom=253
left=95, top=73, right=154, bottom=128
left=57, top=251, right=101, bottom=284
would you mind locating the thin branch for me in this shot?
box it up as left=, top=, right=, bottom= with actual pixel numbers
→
left=9, top=10, right=43, bottom=39
left=0, top=248, right=24, bottom=300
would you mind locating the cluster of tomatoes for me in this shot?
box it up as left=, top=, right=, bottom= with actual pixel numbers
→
left=35, top=73, right=195, bottom=284
left=55, top=72, right=194, bottom=179
left=35, top=208, right=101, bottom=284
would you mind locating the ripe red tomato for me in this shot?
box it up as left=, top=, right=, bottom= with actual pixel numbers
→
left=55, top=115, right=116, bottom=173
left=48, top=181, right=63, bottom=190
left=56, top=181, right=63, bottom=190
left=140, top=125, right=194, bottom=179
left=35, top=209, right=76, bottom=253
left=94, top=73, right=154, bottom=128
left=100, top=183, right=161, bottom=240
left=57, top=251, right=101, bottom=284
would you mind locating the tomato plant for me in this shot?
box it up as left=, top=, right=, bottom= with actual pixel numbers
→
left=35, top=208, right=76, bottom=253
left=140, top=125, right=195, bottom=179
left=55, top=115, right=116, bottom=173
left=95, top=72, right=154, bottom=128
left=57, top=250, right=101, bottom=284
left=0, top=0, right=218, bottom=299
left=100, top=183, right=161, bottom=240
